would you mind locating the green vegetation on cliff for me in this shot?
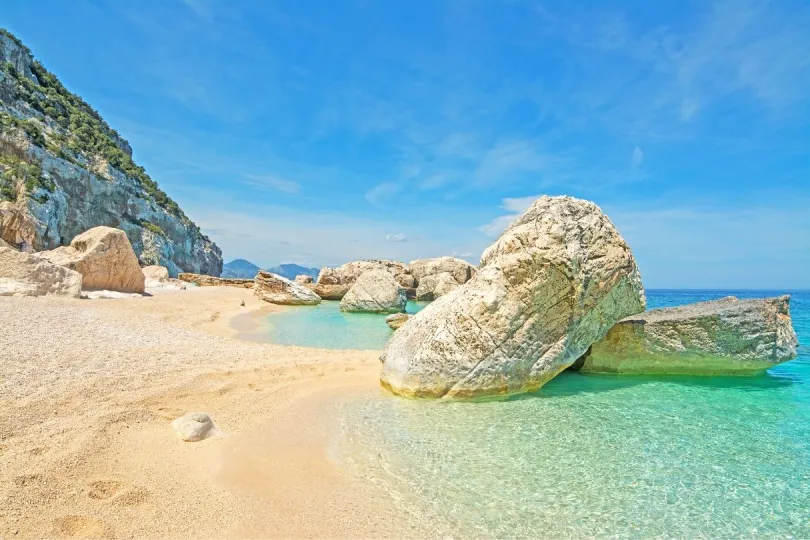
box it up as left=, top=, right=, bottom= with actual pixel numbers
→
left=0, top=28, right=185, bottom=219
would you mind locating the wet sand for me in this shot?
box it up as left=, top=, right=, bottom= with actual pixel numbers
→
left=0, top=286, right=418, bottom=538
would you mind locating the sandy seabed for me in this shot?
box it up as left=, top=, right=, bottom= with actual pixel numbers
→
left=0, top=286, right=422, bottom=539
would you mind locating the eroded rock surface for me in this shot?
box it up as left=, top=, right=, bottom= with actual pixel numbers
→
left=295, top=274, right=313, bottom=284
left=574, top=296, right=799, bottom=375
left=38, top=226, right=145, bottom=293
left=381, top=196, right=646, bottom=399
left=254, top=270, right=321, bottom=305
left=0, top=246, right=82, bottom=297
left=340, top=269, right=407, bottom=313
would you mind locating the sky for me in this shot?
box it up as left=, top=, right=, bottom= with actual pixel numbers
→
left=3, top=0, right=809, bottom=288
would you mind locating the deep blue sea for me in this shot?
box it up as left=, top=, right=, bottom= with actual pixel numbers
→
left=267, top=290, right=810, bottom=538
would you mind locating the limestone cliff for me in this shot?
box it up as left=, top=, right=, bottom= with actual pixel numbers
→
left=0, top=29, right=221, bottom=276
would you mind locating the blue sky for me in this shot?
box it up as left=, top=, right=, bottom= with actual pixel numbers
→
left=3, top=0, right=809, bottom=288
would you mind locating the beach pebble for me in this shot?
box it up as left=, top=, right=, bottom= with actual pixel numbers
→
left=171, top=412, right=219, bottom=442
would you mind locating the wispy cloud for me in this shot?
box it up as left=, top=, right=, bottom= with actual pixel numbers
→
left=365, top=182, right=402, bottom=205
left=241, top=174, right=301, bottom=194
left=631, top=146, right=644, bottom=168
left=385, top=233, right=408, bottom=242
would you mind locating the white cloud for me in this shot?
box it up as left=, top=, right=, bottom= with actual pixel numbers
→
left=365, top=182, right=402, bottom=205
left=479, top=195, right=541, bottom=237
left=385, top=233, right=408, bottom=242
left=241, top=174, right=301, bottom=194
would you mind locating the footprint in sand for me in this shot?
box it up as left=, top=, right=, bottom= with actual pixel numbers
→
left=53, top=515, right=109, bottom=538
left=87, top=480, right=124, bottom=500
left=87, top=480, right=149, bottom=506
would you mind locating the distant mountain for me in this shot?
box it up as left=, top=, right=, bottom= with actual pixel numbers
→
left=221, top=259, right=260, bottom=279
left=266, top=263, right=320, bottom=281
left=221, top=260, right=320, bottom=280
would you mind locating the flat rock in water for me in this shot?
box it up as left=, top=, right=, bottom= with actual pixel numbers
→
left=254, top=270, right=321, bottom=305
left=171, top=412, right=220, bottom=442
left=573, top=296, right=799, bottom=375
left=0, top=247, right=83, bottom=298
left=340, top=269, right=407, bottom=313
left=381, top=195, right=646, bottom=399
left=38, top=226, right=145, bottom=293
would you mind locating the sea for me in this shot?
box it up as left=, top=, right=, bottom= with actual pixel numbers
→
left=265, top=290, right=810, bottom=538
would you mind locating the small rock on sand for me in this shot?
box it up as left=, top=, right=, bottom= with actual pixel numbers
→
left=171, top=412, right=220, bottom=442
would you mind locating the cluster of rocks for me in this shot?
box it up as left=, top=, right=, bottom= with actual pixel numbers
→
left=379, top=196, right=799, bottom=399
left=295, top=256, right=477, bottom=314
left=0, top=224, right=195, bottom=298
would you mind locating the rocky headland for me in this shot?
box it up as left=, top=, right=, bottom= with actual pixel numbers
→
left=0, top=31, right=221, bottom=276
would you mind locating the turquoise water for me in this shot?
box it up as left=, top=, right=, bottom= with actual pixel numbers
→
left=330, top=290, right=810, bottom=538
left=264, top=300, right=427, bottom=350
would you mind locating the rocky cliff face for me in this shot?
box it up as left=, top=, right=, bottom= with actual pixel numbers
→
left=0, top=30, right=222, bottom=276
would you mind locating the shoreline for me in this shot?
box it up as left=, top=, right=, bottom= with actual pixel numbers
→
left=0, top=287, right=415, bottom=539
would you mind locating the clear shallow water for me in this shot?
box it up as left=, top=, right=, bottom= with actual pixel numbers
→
left=332, top=290, right=810, bottom=538
left=265, top=300, right=427, bottom=350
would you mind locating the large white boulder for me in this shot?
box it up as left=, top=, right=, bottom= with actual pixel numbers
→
left=574, top=296, right=799, bottom=375
left=0, top=246, right=82, bottom=297
left=38, top=226, right=145, bottom=293
left=380, top=195, right=646, bottom=399
left=254, top=270, right=321, bottom=305
left=340, top=269, right=407, bottom=313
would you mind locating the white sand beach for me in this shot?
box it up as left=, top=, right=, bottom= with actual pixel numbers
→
left=0, top=287, right=417, bottom=539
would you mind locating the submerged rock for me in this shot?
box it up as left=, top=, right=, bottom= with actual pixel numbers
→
left=415, top=271, right=461, bottom=301
left=254, top=270, right=321, bottom=305
left=38, top=226, right=145, bottom=293
left=381, top=195, right=646, bottom=399
left=386, top=313, right=410, bottom=331
left=0, top=246, right=82, bottom=297
left=573, top=296, right=799, bottom=375
left=171, top=412, right=220, bottom=442
left=340, top=269, right=407, bottom=313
